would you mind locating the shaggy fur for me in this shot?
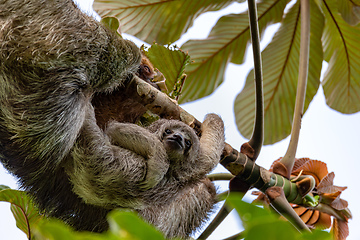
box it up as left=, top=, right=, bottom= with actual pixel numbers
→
left=0, top=0, right=225, bottom=238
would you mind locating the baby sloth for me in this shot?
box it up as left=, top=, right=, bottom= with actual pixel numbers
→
left=66, top=113, right=224, bottom=238
left=138, top=115, right=225, bottom=238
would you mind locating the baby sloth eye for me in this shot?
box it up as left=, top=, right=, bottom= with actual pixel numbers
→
left=143, top=65, right=151, bottom=74
left=185, top=139, right=192, bottom=148
left=164, top=129, right=172, bottom=135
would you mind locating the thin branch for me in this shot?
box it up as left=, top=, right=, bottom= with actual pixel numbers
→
left=279, top=0, right=310, bottom=179
left=222, top=231, right=245, bottom=240
left=207, top=173, right=234, bottom=181
left=246, top=0, right=264, bottom=161
left=197, top=203, right=233, bottom=240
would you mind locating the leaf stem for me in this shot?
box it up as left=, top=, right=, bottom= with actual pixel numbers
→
left=280, top=0, right=310, bottom=179
left=246, top=0, right=264, bottom=161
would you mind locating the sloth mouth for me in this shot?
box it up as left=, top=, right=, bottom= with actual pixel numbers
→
left=166, top=138, right=184, bottom=150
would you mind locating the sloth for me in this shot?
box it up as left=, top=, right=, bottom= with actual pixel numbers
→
left=72, top=114, right=225, bottom=238
left=139, top=116, right=225, bottom=238
left=0, top=0, right=225, bottom=239
left=92, top=53, right=160, bottom=129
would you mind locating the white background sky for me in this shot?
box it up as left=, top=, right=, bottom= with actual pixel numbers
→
left=1, top=1, right=360, bottom=239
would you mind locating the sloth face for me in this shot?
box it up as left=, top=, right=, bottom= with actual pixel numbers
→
left=147, top=119, right=200, bottom=166
left=162, top=127, right=193, bottom=161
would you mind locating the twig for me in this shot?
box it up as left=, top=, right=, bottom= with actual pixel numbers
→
left=207, top=173, right=234, bottom=181
left=222, top=231, right=245, bottom=240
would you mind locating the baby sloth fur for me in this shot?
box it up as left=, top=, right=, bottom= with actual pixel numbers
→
left=0, top=0, right=225, bottom=239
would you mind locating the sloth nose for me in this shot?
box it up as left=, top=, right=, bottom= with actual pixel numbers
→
left=173, top=133, right=184, bottom=142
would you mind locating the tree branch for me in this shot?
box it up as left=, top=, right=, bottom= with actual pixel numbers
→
left=197, top=203, right=233, bottom=240
left=246, top=0, right=264, bottom=161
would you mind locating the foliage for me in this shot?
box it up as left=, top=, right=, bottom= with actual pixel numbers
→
left=254, top=158, right=351, bottom=239
left=235, top=0, right=322, bottom=144
left=0, top=0, right=355, bottom=239
left=33, top=211, right=166, bottom=240
left=94, top=0, right=360, bottom=145
left=143, top=44, right=190, bottom=100
left=226, top=194, right=333, bottom=240
left=1, top=186, right=335, bottom=239
left=0, top=185, right=42, bottom=239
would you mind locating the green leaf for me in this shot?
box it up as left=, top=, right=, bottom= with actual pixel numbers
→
left=108, top=210, right=165, bottom=240
left=35, top=219, right=114, bottom=240
left=226, top=194, right=277, bottom=227
left=101, top=17, right=120, bottom=33
left=227, top=194, right=332, bottom=239
left=35, top=220, right=77, bottom=240
left=337, top=0, right=360, bottom=25
left=0, top=184, right=10, bottom=190
left=234, top=0, right=323, bottom=144
left=321, top=0, right=360, bottom=113
left=179, top=0, right=290, bottom=104
left=246, top=220, right=298, bottom=240
left=0, top=188, right=43, bottom=239
left=144, top=44, right=190, bottom=97
left=226, top=194, right=298, bottom=239
left=93, top=0, right=238, bottom=45
left=296, top=229, right=333, bottom=240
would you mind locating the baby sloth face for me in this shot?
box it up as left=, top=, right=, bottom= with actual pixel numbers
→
left=161, top=126, right=195, bottom=163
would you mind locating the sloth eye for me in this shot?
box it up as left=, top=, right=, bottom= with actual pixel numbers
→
left=185, top=139, right=192, bottom=148
left=143, top=65, right=151, bottom=74
left=164, top=129, right=172, bottom=135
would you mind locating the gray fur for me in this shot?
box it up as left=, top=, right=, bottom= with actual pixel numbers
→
left=0, top=0, right=225, bottom=238
left=141, top=115, right=225, bottom=238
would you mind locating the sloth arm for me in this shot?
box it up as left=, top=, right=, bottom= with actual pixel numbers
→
left=183, top=113, right=225, bottom=180
left=66, top=104, right=169, bottom=208
left=139, top=178, right=217, bottom=239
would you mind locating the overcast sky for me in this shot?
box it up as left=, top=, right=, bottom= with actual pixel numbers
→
left=1, top=1, right=360, bottom=239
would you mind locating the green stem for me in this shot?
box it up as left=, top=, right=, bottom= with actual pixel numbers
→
left=280, top=0, right=310, bottom=179
left=221, top=150, right=304, bottom=204
left=266, top=187, right=310, bottom=232
left=246, top=0, right=264, bottom=161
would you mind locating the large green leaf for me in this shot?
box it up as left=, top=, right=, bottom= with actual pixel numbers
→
left=337, top=0, right=360, bottom=25
left=93, top=0, right=237, bottom=45
left=179, top=0, right=290, bottom=103
left=108, top=210, right=165, bottom=240
left=226, top=194, right=332, bottom=240
left=145, top=44, right=190, bottom=98
left=321, top=0, right=360, bottom=114
left=234, top=0, right=323, bottom=145
left=0, top=187, right=42, bottom=239
left=34, top=210, right=163, bottom=240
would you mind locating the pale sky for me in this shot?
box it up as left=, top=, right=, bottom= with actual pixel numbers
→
left=1, top=1, right=360, bottom=240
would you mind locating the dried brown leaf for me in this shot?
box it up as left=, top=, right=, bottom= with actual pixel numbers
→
left=331, top=218, right=349, bottom=240
left=317, top=172, right=347, bottom=194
